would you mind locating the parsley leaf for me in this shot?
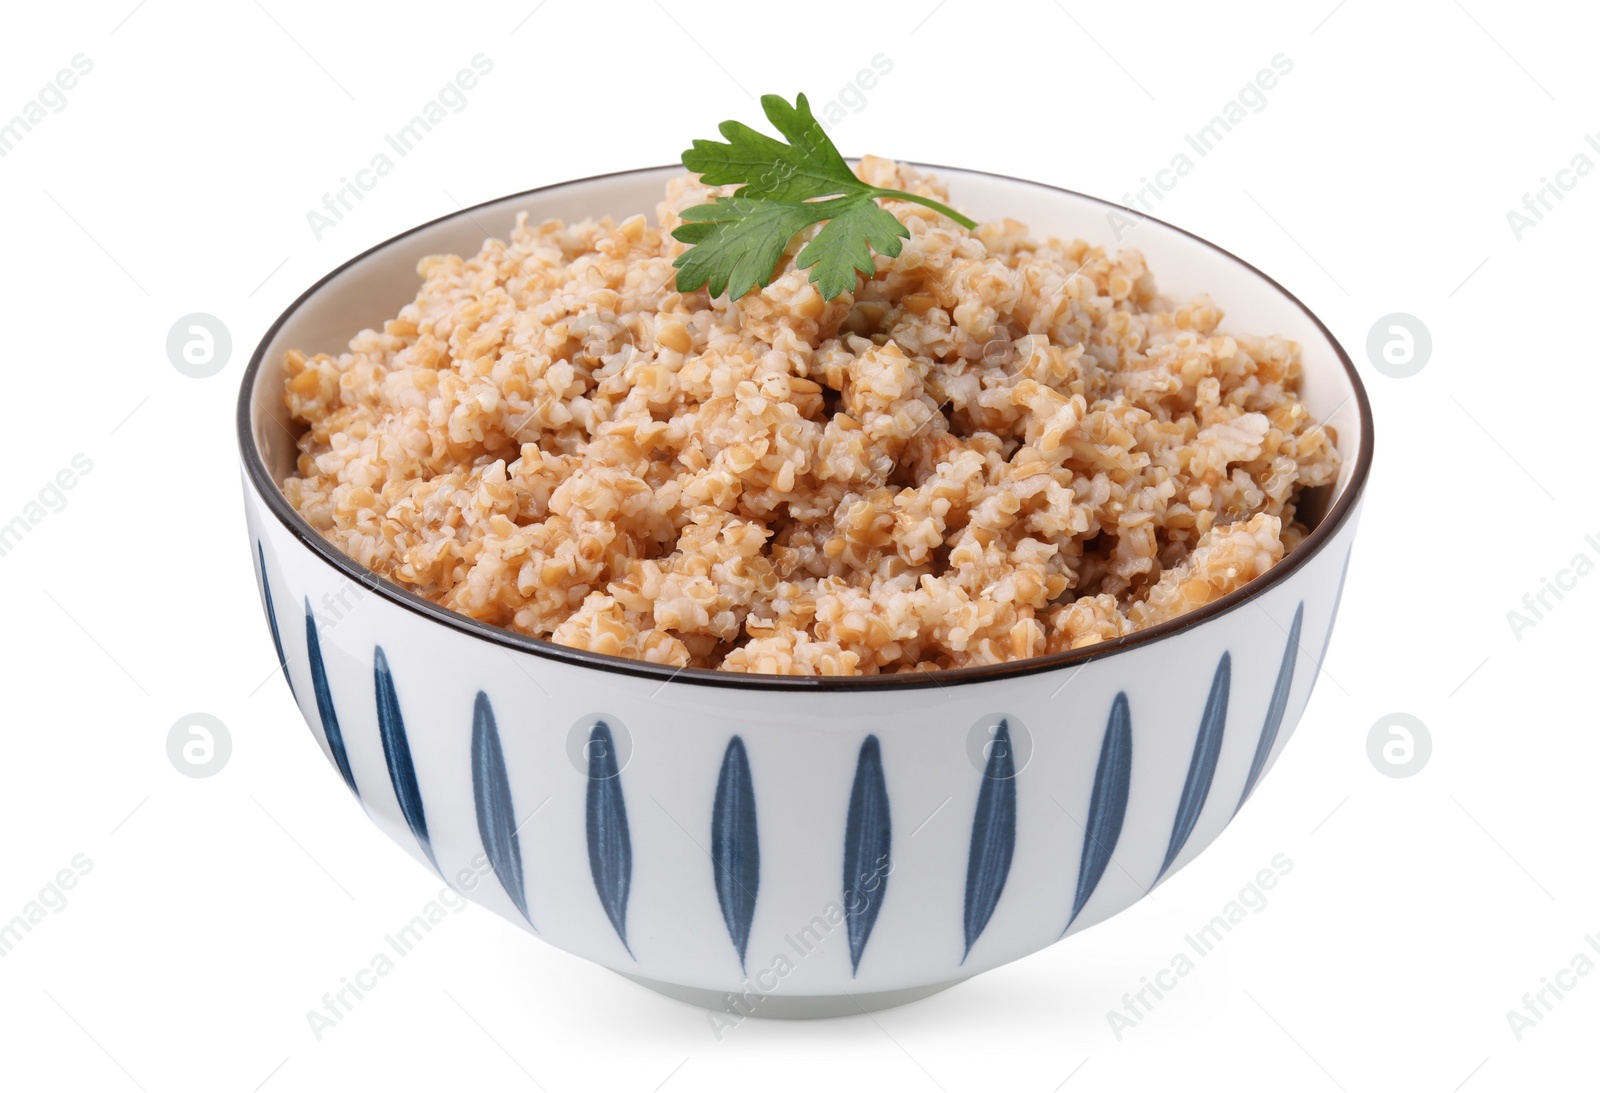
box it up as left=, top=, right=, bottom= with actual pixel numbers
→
left=672, top=93, right=978, bottom=301
left=795, top=196, right=911, bottom=301
left=682, top=92, right=860, bottom=202
left=670, top=197, right=826, bottom=302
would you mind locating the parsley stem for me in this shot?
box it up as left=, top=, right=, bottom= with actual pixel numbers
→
left=872, top=188, right=978, bottom=231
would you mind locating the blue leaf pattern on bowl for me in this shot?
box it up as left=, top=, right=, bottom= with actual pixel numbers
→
left=472, top=691, right=531, bottom=925
left=1067, top=693, right=1132, bottom=932
left=1159, top=653, right=1230, bottom=879
left=374, top=647, right=438, bottom=873
left=585, top=720, right=634, bottom=957
left=711, top=736, right=759, bottom=972
left=268, top=549, right=1351, bottom=971
left=257, top=542, right=294, bottom=700
left=305, top=599, right=359, bottom=799
left=843, top=735, right=891, bottom=976
left=962, top=719, right=1017, bottom=962
left=1236, top=604, right=1303, bottom=813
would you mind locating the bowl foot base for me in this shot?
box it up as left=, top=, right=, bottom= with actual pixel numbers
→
left=616, top=970, right=967, bottom=1019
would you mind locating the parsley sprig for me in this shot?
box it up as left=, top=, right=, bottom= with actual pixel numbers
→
left=671, top=93, right=978, bottom=301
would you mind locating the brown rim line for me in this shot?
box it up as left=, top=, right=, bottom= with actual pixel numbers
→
left=238, top=163, right=1374, bottom=693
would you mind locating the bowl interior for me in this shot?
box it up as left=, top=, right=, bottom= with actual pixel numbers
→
left=245, top=165, right=1368, bottom=514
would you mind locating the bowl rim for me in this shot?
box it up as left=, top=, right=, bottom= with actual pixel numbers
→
left=238, top=162, right=1373, bottom=692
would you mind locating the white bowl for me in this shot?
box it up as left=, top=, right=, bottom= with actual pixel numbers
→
left=238, top=165, right=1372, bottom=1017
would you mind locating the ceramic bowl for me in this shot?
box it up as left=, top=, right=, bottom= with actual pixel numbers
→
left=238, top=165, right=1372, bottom=1018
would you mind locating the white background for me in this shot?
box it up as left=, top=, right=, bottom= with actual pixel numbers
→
left=1, top=1, right=1595, bottom=1089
